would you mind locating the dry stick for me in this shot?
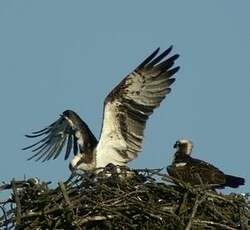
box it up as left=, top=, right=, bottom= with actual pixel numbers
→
left=21, top=209, right=54, bottom=219
left=193, top=219, right=238, bottom=230
left=239, top=206, right=250, bottom=230
left=207, top=191, right=234, bottom=202
left=178, top=192, right=188, bottom=216
left=185, top=194, right=206, bottom=230
left=58, top=182, right=72, bottom=208
left=102, top=190, right=147, bottom=206
left=59, top=181, right=79, bottom=227
left=76, top=214, right=113, bottom=225
left=0, top=205, right=8, bottom=228
left=206, top=203, right=235, bottom=226
left=0, top=206, right=11, bottom=229
left=11, top=179, right=21, bottom=225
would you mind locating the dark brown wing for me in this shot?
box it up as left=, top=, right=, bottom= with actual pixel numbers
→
left=23, top=110, right=98, bottom=162
left=167, top=158, right=226, bottom=187
left=96, top=47, right=180, bottom=167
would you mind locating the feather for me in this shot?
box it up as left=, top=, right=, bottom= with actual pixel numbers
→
left=23, top=110, right=98, bottom=162
left=96, top=47, right=179, bottom=167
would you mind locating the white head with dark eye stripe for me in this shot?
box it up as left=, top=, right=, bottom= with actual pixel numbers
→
left=174, top=139, right=193, bottom=156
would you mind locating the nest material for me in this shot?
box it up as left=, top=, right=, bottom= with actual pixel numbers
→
left=0, top=168, right=249, bottom=230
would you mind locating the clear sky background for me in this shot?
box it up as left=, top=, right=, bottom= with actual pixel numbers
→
left=0, top=1, right=249, bottom=194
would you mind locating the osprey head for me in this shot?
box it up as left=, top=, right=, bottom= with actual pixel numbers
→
left=174, top=139, right=193, bottom=156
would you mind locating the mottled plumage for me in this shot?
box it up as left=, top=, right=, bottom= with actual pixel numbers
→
left=23, top=47, right=180, bottom=172
left=167, top=139, right=245, bottom=188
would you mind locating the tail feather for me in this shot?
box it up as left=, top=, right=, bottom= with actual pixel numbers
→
left=225, top=174, right=245, bottom=188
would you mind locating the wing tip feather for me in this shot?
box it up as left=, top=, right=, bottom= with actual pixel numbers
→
left=169, top=66, right=180, bottom=77
left=136, top=47, right=160, bottom=69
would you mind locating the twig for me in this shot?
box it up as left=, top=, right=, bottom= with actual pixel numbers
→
left=193, top=219, right=238, bottom=230
left=11, top=179, right=21, bottom=225
left=58, top=182, right=72, bottom=208
left=185, top=195, right=206, bottom=230
left=178, top=192, right=188, bottom=216
left=75, top=214, right=113, bottom=225
left=0, top=205, right=8, bottom=229
left=239, top=206, right=250, bottom=230
left=207, top=191, right=233, bottom=202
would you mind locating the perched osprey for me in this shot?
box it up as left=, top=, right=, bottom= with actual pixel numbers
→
left=167, top=139, right=245, bottom=188
left=23, top=46, right=180, bottom=172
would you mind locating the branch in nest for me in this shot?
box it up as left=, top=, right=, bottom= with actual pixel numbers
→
left=185, top=194, right=206, bottom=230
left=74, top=214, right=113, bottom=225
left=193, top=219, right=238, bottom=230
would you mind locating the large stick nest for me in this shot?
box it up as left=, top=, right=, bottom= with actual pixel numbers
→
left=0, top=167, right=249, bottom=229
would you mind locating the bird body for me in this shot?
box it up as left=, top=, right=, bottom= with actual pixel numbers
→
left=23, top=47, right=180, bottom=172
left=167, top=139, right=245, bottom=188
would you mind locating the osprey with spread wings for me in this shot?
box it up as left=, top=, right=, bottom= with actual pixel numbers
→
left=23, top=46, right=180, bottom=172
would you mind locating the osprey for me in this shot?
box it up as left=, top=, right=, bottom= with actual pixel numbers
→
left=167, top=139, right=245, bottom=188
left=23, top=46, right=180, bottom=172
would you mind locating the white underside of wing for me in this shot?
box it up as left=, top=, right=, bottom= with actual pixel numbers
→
left=95, top=101, right=127, bottom=168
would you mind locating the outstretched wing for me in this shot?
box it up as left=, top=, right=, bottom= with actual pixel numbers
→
left=96, top=46, right=180, bottom=167
left=23, top=110, right=98, bottom=162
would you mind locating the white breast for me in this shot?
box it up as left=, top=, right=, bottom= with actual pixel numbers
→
left=95, top=102, right=127, bottom=168
left=175, top=162, right=187, bottom=167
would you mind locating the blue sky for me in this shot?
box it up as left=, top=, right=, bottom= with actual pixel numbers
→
left=0, top=1, right=249, bottom=194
